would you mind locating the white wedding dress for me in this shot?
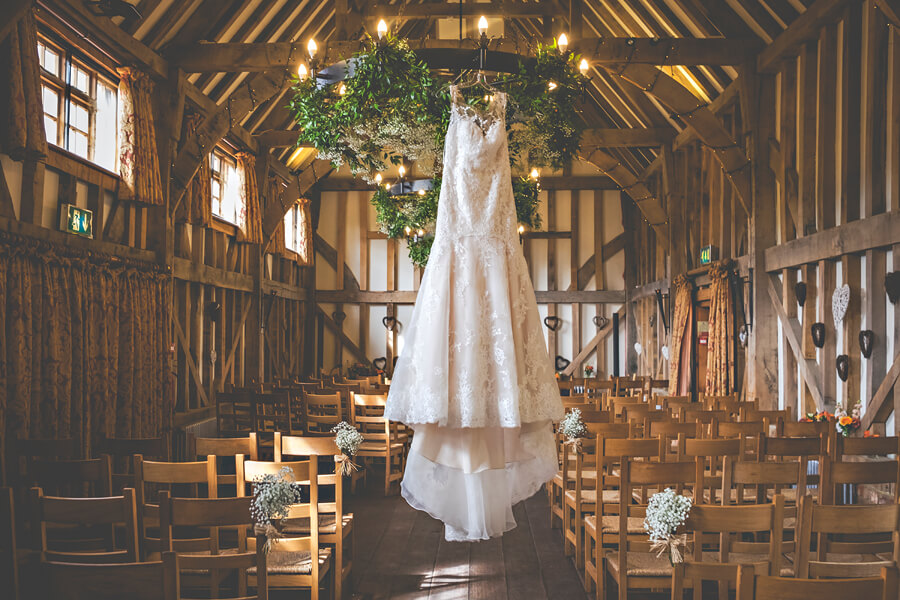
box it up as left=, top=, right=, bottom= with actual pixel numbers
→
left=384, top=86, right=563, bottom=542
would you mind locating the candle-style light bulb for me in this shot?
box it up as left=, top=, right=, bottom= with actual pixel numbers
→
left=297, top=63, right=308, bottom=80
left=557, top=33, right=569, bottom=53
left=398, top=165, right=406, bottom=178
left=579, top=58, right=589, bottom=76
left=338, top=83, right=346, bottom=95
left=417, top=229, right=425, bottom=237
left=377, top=19, right=388, bottom=39
left=307, top=38, right=318, bottom=58
left=374, top=173, right=382, bottom=184
left=547, top=81, right=558, bottom=91
left=530, top=167, right=540, bottom=179
left=417, top=189, right=426, bottom=196
left=404, top=226, right=411, bottom=235
left=478, top=16, right=489, bottom=36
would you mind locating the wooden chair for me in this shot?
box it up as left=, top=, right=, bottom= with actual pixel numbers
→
left=303, top=391, right=344, bottom=436
left=550, top=410, right=612, bottom=530
left=677, top=406, right=728, bottom=426
left=188, top=433, right=258, bottom=496
left=735, top=564, right=899, bottom=600
left=28, top=456, right=113, bottom=498
left=5, top=438, right=79, bottom=490
left=216, top=391, right=255, bottom=437
left=30, top=487, right=140, bottom=564
left=684, top=438, right=741, bottom=505
left=237, top=456, right=332, bottom=600
left=581, top=436, right=660, bottom=595
left=822, top=453, right=900, bottom=505
left=133, top=455, right=217, bottom=559
left=254, top=391, right=295, bottom=435
left=757, top=435, right=825, bottom=505
left=1, top=487, right=20, bottom=600
left=277, top=433, right=354, bottom=600
left=795, top=494, right=900, bottom=580
left=649, top=421, right=701, bottom=461
left=158, top=492, right=267, bottom=599
left=353, top=394, right=405, bottom=495
left=671, top=497, right=786, bottom=600
left=601, top=459, right=697, bottom=600
left=41, top=552, right=180, bottom=600
left=94, top=437, right=167, bottom=493
left=657, top=395, right=693, bottom=413
left=743, top=408, right=792, bottom=434
left=713, top=420, right=765, bottom=460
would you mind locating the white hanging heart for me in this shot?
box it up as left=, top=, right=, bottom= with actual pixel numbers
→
left=634, top=342, right=643, bottom=356
left=660, top=345, right=670, bottom=361
left=738, top=327, right=748, bottom=347
left=832, top=284, right=850, bottom=329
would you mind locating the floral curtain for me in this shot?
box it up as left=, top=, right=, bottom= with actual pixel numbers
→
left=117, top=67, right=164, bottom=206
left=236, top=152, right=262, bottom=243
left=295, top=198, right=313, bottom=266
left=0, top=232, right=172, bottom=457
left=668, top=275, right=694, bottom=396
left=1, top=12, right=47, bottom=161
left=176, top=113, right=211, bottom=225
left=265, top=175, right=287, bottom=255
left=705, top=262, right=735, bottom=395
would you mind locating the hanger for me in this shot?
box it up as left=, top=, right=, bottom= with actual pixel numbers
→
left=453, top=70, right=498, bottom=92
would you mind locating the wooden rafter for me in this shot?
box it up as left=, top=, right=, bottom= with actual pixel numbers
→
left=0, top=0, right=32, bottom=43
left=261, top=159, right=334, bottom=244
left=757, top=0, right=858, bottom=72
left=582, top=127, right=674, bottom=147
left=860, top=353, right=900, bottom=430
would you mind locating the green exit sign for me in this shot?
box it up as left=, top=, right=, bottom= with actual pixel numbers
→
left=61, top=204, right=93, bottom=239
left=700, top=245, right=718, bottom=265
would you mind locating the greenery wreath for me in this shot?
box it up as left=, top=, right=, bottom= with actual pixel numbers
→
left=288, top=34, right=585, bottom=266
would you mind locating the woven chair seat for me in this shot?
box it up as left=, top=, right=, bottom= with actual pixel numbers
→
left=605, top=551, right=672, bottom=577
left=248, top=547, right=331, bottom=575
left=282, top=514, right=354, bottom=535
left=565, top=489, right=619, bottom=505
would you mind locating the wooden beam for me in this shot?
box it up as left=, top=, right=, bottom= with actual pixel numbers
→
left=254, top=129, right=306, bottom=148
left=581, top=127, right=674, bottom=147
left=0, top=0, right=32, bottom=44
left=317, top=307, right=369, bottom=364
left=876, top=0, right=900, bottom=27
left=313, top=233, right=360, bottom=291
left=172, top=37, right=761, bottom=72
left=757, top=0, right=858, bottom=72
left=766, top=273, right=825, bottom=410
left=173, top=257, right=254, bottom=292
left=764, top=210, right=900, bottom=271
left=630, top=278, right=670, bottom=301
left=366, top=2, right=558, bottom=18
left=860, top=351, right=900, bottom=430
left=316, top=175, right=620, bottom=191
left=315, top=289, right=627, bottom=304
left=570, top=232, right=627, bottom=291
left=262, top=159, right=334, bottom=243
left=561, top=319, right=615, bottom=377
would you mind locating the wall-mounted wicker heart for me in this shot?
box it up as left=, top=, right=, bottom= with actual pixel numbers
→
left=332, top=310, right=346, bottom=324
left=373, top=357, right=387, bottom=371
left=208, top=301, right=221, bottom=323
left=836, top=354, right=850, bottom=382
left=543, top=316, right=561, bottom=331
left=794, top=282, right=807, bottom=307
left=554, top=355, right=571, bottom=372
left=811, top=323, right=825, bottom=348
left=832, top=284, right=850, bottom=329
left=859, top=330, right=874, bottom=359
left=887, top=272, right=900, bottom=304
left=382, top=316, right=397, bottom=331
left=593, top=315, right=609, bottom=329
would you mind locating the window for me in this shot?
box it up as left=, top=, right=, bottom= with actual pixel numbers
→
left=210, top=149, right=244, bottom=225
left=37, top=36, right=119, bottom=172
left=284, top=200, right=312, bottom=264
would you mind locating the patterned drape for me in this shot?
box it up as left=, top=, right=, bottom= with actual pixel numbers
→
left=295, top=198, right=313, bottom=266
left=1, top=12, right=47, bottom=160
left=117, top=67, right=164, bottom=206
left=266, top=176, right=287, bottom=255
left=0, top=232, right=172, bottom=456
left=705, top=262, right=734, bottom=395
left=236, top=152, right=262, bottom=243
left=668, top=275, right=694, bottom=396
left=176, top=113, right=211, bottom=225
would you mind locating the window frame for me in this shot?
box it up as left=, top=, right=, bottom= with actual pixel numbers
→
left=37, top=30, right=120, bottom=173
left=209, top=146, right=244, bottom=229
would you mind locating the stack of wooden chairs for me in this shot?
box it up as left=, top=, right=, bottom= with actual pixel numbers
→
left=2, top=371, right=407, bottom=600
left=549, top=381, right=900, bottom=600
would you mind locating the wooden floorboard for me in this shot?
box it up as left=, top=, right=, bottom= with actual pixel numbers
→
left=346, top=484, right=588, bottom=600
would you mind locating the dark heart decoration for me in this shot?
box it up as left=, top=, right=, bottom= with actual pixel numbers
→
left=382, top=316, right=397, bottom=331
left=859, top=330, right=874, bottom=359
left=887, top=272, right=900, bottom=304
left=794, top=282, right=807, bottom=307
left=836, top=354, right=850, bottom=382
left=543, top=316, right=561, bottom=331
left=208, top=301, right=221, bottom=323
left=332, top=310, right=346, bottom=324
left=593, top=315, right=610, bottom=329
left=373, top=357, right=387, bottom=371
left=811, top=323, right=826, bottom=349
left=554, top=355, right=571, bottom=372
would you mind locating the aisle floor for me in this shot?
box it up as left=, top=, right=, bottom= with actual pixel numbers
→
left=346, top=485, right=590, bottom=600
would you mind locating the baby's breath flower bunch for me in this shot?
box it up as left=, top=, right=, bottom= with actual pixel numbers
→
left=560, top=408, right=588, bottom=441
left=644, top=488, right=692, bottom=564
left=332, top=421, right=365, bottom=476
left=250, top=466, right=302, bottom=526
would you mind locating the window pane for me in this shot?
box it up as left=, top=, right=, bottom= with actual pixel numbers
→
left=94, top=80, right=118, bottom=171
left=70, top=130, right=88, bottom=158
left=72, top=65, right=91, bottom=95
left=38, top=42, right=59, bottom=76
left=42, top=85, right=58, bottom=118
left=71, top=103, right=89, bottom=131
left=44, top=116, right=58, bottom=145
left=284, top=209, right=294, bottom=251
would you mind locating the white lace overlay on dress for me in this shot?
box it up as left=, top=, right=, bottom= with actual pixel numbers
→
left=385, top=86, right=563, bottom=541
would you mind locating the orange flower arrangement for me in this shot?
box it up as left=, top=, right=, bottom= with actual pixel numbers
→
left=834, top=402, right=861, bottom=437
left=838, top=416, right=853, bottom=426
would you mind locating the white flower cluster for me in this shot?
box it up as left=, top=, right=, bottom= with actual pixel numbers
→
left=643, top=488, right=692, bottom=542
left=250, top=466, right=302, bottom=525
left=332, top=421, right=365, bottom=457
left=560, top=408, right=588, bottom=440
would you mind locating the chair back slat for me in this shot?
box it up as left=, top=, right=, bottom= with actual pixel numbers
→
left=42, top=553, right=180, bottom=600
